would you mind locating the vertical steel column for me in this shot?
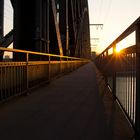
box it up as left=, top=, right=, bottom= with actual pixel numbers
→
left=35, top=0, right=43, bottom=53
left=11, top=0, right=37, bottom=60
left=136, top=22, right=140, bottom=140
left=43, top=0, right=47, bottom=53
left=74, top=0, right=77, bottom=24
left=47, top=0, right=50, bottom=53
left=66, top=0, right=69, bottom=56
left=59, top=0, right=65, bottom=52
left=0, top=0, right=4, bottom=37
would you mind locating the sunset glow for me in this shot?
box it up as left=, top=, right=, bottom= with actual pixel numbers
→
left=115, top=46, right=122, bottom=53
left=88, top=0, right=140, bottom=54
left=114, top=31, right=136, bottom=54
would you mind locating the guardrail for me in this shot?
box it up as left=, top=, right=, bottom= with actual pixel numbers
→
left=94, top=16, right=140, bottom=139
left=0, top=47, right=89, bottom=103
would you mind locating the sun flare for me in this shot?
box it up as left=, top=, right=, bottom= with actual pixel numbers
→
left=115, top=46, right=122, bottom=53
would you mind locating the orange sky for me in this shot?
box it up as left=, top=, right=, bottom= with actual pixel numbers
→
left=88, top=0, right=140, bottom=53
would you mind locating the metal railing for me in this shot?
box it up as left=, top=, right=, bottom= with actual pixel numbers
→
left=0, top=47, right=89, bottom=102
left=94, top=16, right=140, bottom=139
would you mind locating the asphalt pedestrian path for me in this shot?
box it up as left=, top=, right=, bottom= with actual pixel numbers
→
left=0, top=62, right=134, bottom=140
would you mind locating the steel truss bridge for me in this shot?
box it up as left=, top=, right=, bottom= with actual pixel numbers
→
left=0, top=0, right=140, bottom=139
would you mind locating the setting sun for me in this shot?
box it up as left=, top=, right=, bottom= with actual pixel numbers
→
left=115, top=31, right=136, bottom=54
left=115, top=46, right=122, bottom=53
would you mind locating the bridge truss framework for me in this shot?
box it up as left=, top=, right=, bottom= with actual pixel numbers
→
left=0, top=0, right=91, bottom=60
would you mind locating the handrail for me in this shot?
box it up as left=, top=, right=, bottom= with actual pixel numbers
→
left=94, top=16, right=140, bottom=139
left=0, top=46, right=89, bottom=105
left=98, top=16, right=140, bottom=56
left=0, top=47, right=87, bottom=60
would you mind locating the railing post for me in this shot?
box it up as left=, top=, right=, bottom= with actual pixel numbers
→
left=136, top=22, right=140, bottom=139
left=48, top=55, right=51, bottom=81
left=26, top=53, right=29, bottom=94
left=60, top=57, right=62, bottom=74
left=67, top=57, right=68, bottom=72
left=71, top=58, right=73, bottom=71
left=113, top=46, right=116, bottom=99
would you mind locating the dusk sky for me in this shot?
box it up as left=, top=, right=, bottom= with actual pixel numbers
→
left=88, top=0, right=140, bottom=53
left=4, top=0, right=140, bottom=54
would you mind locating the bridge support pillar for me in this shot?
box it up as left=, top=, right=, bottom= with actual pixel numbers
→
left=11, top=0, right=50, bottom=60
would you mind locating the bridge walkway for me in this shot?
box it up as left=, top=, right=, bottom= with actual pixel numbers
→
left=0, top=62, right=133, bottom=140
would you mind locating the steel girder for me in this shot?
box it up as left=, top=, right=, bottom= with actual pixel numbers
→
left=59, top=0, right=91, bottom=58
left=4, top=0, right=91, bottom=60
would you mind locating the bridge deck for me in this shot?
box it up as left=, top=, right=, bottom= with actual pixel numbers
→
left=0, top=62, right=133, bottom=140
